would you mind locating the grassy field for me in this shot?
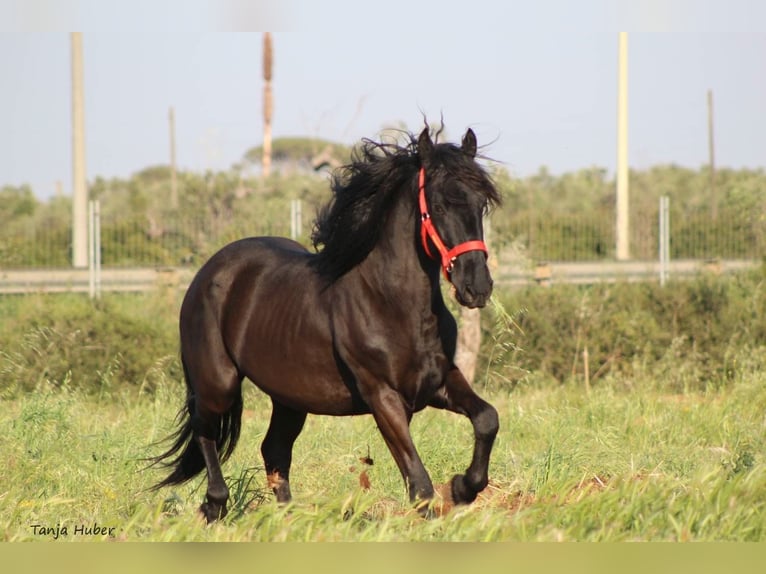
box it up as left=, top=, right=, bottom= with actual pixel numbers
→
left=2, top=365, right=764, bottom=541
left=1, top=284, right=765, bottom=542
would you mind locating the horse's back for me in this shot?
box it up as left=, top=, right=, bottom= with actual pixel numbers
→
left=182, top=236, right=319, bottom=329
left=208, top=236, right=309, bottom=269
left=180, top=236, right=361, bottom=414
left=185, top=236, right=309, bottom=295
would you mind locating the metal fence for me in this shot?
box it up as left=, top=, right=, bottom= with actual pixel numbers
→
left=1, top=202, right=763, bottom=270
left=1, top=204, right=301, bottom=270
left=496, top=208, right=764, bottom=263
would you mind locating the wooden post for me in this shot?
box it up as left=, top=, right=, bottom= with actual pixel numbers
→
left=71, top=32, right=88, bottom=268
left=454, top=214, right=492, bottom=384
left=262, top=33, right=273, bottom=177
left=455, top=307, right=481, bottom=385
left=616, top=32, right=630, bottom=261
left=534, top=262, right=552, bottom=286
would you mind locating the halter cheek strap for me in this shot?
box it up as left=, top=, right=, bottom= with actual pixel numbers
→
left=418, top=167, right=489, bottom=281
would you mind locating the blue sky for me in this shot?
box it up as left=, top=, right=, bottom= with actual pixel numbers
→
left=1, top=0, right=765, bottom=199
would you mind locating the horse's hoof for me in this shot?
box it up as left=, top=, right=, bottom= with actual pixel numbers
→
left=199, top=502, right=227, bottom=524
left=449, top=474, right=478, bottom=505
left=412, top=484, right=455, bottom=518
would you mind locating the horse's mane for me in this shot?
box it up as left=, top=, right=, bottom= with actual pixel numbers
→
left=310, top=133, right=420, bottom=281
left=310, top=129, right=501, bottom=281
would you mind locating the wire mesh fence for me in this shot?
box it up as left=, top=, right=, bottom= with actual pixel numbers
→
left=1, top=202, right=763, bottom=269
left=495, top=208, right=764, bottom=263
left=1, top=195, right=306, bottom=269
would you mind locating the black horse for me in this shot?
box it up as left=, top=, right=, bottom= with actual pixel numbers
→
left=151, top=125, right=502, bottom=522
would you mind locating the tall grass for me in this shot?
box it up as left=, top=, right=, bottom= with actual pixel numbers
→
left=1, top=367, right=764, bottom=541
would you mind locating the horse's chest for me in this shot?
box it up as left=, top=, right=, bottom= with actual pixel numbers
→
left=334, top=300, right=452, bottom=411
left=401, top=325, right=450, bottom=411
left=409, top=348, right=449, bottom=410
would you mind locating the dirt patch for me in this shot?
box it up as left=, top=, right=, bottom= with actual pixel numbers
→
left=473, top=475, right=611, bottom=513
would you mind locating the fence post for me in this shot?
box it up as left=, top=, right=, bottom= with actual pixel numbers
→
left=95, top=200, right=101, bottom=297
left=659, top=196, right=670, bottom=286
left=88, top=199, right=101, bottom=299
left=290, top=199, right=302, bottom=240
left=88, top=200, right=94, bottom=297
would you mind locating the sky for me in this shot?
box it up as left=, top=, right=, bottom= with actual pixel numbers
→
left=1, top=0, right=765, bottom=200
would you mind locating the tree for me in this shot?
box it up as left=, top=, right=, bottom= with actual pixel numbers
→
left=242, top=137, right=351, bottom=173
left=0, top=184, right=37, bottom=219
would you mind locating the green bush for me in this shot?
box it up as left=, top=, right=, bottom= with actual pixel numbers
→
left=0, top=293, right=180, bottom=397
left=2, top=269, right=765, bottom=398
left=482, top=267, right=766, bottom=391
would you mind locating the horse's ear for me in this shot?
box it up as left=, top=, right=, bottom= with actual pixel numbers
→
left=461, top=128, right=477, bottom=158
left=418, top=128, right=433, bottom=165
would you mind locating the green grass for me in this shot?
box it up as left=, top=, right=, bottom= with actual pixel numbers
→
left=2, top=368, right=764, bottom=541
left=1, top=286, right=764, bottom=541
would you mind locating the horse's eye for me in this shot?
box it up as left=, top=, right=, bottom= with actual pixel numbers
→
left=433, top=204, right=446, bottom=216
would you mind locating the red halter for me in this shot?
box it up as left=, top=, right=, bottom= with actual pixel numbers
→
left=418, top=167, right=489, bottom=281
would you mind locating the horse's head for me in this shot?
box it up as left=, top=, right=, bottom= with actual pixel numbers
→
left=417, top=127, right=501, bottom=309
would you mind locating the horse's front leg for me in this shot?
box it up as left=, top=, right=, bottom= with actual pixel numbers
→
left=364, top=385, right=435, bottom=507
left=429, top=366, right=499, bottom=504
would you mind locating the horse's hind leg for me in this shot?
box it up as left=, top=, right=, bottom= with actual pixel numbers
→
left=185, top=350, right=243, bottom=522
left=195, top=433, right=230, bottom=522
left=260, top=399, right=307, bottom=502
left=429, top=367, right=499, bottom=505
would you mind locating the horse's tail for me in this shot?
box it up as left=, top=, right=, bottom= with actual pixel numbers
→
left=148, top=356, right=244, bottom=490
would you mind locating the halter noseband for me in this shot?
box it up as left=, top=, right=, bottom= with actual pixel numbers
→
left=418, top=166, right=489, bottom=281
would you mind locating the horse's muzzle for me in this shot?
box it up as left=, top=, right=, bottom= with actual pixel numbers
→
left=452, top=252, right=493, bottom=309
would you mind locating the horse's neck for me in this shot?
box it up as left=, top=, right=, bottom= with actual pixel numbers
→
left=355, top=197, right=440, bottom=307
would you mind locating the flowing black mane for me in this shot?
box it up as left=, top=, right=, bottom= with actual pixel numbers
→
left=310, top=130, right=500, bottom=281
left=310, top=134, right=419, bottom=280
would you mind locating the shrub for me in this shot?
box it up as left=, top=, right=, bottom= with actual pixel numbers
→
left=482, top=267, right=766, bottom=391
left=2, top=268, right=765, bottom=397
left=0, top=293, right=180, bottom=397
